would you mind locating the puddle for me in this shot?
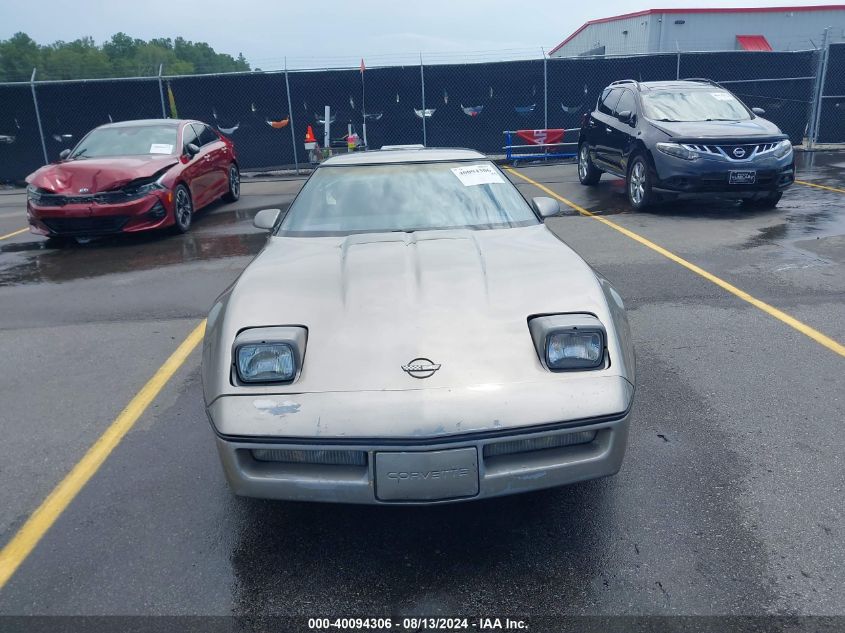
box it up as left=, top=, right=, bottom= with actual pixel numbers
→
left=796, top=152, right=845, bottom=187
left=0, top=229, right=268, bottom=286
left=741, top=183, right=845, bottom=248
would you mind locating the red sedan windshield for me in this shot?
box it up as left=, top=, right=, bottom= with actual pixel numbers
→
left=70, top=124, right=179, bottom=159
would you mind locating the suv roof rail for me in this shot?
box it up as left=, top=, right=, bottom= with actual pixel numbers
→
left=682, top=77, right=725, bottom=88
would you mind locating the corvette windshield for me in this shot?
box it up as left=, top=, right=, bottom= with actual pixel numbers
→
left=641, top=90, right=751, bottom=122
left=70, top=125, right=179, bottom=158
left=278, top=161, right=539, bottom=236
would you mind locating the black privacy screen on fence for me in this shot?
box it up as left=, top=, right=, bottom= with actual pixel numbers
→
left=0, top=84, right=44, bottom=184
left=818, top=43, right=845, bottom=143
left=0, top=49, right=831, bottom=182
left=167, top=72, right=297, bottom=169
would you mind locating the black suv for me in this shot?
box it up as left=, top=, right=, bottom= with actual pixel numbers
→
left=578, top=79, right=794, bottom=209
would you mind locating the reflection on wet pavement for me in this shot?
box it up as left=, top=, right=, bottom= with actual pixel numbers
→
left=795, top=151, right=845, bottom=186
left=0, top=227, right=267, bottom=286
left=0, top=202, right=292, bottom=286
left=742, top=183, right=845, bottom=250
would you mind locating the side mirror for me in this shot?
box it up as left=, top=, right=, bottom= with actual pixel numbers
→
left=616, top=110, right=634, bottom=124
left=751, top=107, right=765, bottom=116
left=532, top=196, right=560, bottom=219
left=253, top=208, right=281, bottom=230
left=185, top=143, right=201, bottom=158
left=59, top=149, right=71, bottom=160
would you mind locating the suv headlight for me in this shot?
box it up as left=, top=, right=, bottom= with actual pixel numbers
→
left=528, top=314, right=607, bottom=371
left=773, top=139, right=792, bottom=159
left=656, top=142, right=699, bottom=161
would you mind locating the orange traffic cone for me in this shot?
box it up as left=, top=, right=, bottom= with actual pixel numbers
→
left=304, top=125, right=316, bottom=149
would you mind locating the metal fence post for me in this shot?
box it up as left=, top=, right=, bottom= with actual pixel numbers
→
left=158, top=64, right=167, bottom=118
left=808, top=28, right=831, bottom=148
left=542, top=47, right=548, bottom=130
left=676, top=44, right=681, bottom=80
left=30, top=68, right=49, bottom=165
left=420, top=53, right=427, bottom=146
left=284, top=58, right=299, bottom=174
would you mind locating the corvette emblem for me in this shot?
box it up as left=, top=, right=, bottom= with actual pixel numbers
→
left=732, top=147, right=746, bottom=158
left=401, top=357, right=441, bottom=379
left=78, top=187, right=90, bottom=193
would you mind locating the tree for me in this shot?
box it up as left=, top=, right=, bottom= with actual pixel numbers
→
left=0, top=32, right=251, bottom=81
left=0, top=32, right=41, bottom=81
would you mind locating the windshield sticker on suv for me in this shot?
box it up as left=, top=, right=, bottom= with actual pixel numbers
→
left=710, top=93, right=735, bottom=101
left=451, top=164, right=505, bottom=186
left=149, top=143, right=174, bottom=154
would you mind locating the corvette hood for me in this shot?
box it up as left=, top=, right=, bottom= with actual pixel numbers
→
left=649, top=118, right=785, bottom=141
left=205, top=224, right=626, bottom=396
left=26, top=155, right=178, bottom=193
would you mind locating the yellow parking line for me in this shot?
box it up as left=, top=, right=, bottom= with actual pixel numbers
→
left=795, top=180, right=845, bottom=194
left=0, top=227, right=28, bottom=241
left=0, top=320, right=207, bottom=590
left=506, top=167, right=845, bottom=359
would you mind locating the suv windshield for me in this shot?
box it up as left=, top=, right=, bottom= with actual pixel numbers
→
left=278, top=161, right=539, bottom=236
left=641, top=90, right=751, bottom=122
left=70, top=125, right=179, bottom=159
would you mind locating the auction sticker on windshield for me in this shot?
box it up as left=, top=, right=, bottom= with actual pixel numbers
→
left=451, top=164, right=505, bottom=186
left=149, top=143, right=174, bottom=154
left=711, top=92, right=735, bottom=101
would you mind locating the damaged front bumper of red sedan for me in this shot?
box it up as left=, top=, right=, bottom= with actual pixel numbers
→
left=26, top=184, right=175, bottom=238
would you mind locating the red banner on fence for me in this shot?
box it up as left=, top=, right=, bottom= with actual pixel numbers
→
left=516, top=129, right=565, bottom=145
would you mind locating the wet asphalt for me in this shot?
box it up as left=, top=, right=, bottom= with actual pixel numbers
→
left=0, top=154, right=843, bottom=622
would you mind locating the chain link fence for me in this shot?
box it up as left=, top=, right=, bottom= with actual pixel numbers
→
left=1, top=45, right=842, bottom=183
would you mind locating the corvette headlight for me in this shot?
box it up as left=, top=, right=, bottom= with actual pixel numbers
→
left=656, top=142, right=699, bottom=161
left=231, top=326, right=307, bottom=385
left=773, top=139, right=792, bottom=159
left=236, top=343, right=295, bottom=383
left=528, top=314, right=607, bottom=371
left=547, top=331, right=604, bottom=369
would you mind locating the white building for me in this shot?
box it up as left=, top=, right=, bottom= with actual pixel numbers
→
left=549, top=5, right=845, bottom=57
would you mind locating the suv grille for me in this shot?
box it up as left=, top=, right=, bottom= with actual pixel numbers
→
left=681, top=142, right=779, bottom=161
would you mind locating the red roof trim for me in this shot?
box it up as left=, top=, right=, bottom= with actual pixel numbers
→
left=548, top=5, right=845, bottom=55
left=736, top=34, right=774, bottom=51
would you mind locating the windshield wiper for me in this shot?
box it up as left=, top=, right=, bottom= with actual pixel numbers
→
left=653, top=118, right=682, bottom=122
left=70, top=148, right=88, bottom=160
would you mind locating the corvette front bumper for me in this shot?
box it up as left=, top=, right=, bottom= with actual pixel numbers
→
left=213, top=413, right=629, bottom=504
left=206, top=376, right=633, bottom=504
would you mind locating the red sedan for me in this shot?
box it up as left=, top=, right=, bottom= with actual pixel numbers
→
left=25, top=119, right=239, bottom=241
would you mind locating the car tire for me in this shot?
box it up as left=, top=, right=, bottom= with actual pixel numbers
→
left=743, top=191, right=782, bottom=209
left=627, top=154, right=654, bottom=210
left=222, top=163, right=240, bottom=202
left=173, top=184, right=193, bottom=234
left=578, top=143, right=602, bottom=185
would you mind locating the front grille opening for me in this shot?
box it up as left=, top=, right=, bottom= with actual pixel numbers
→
left=483, top=430, right=597, bottom=458
left=251, top=448, right=367, bottom=467
left=42, top=216, right=129, bottom=235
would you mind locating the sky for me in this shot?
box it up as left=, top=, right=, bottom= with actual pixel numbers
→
left=1, top=0, right=843, bottom=68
